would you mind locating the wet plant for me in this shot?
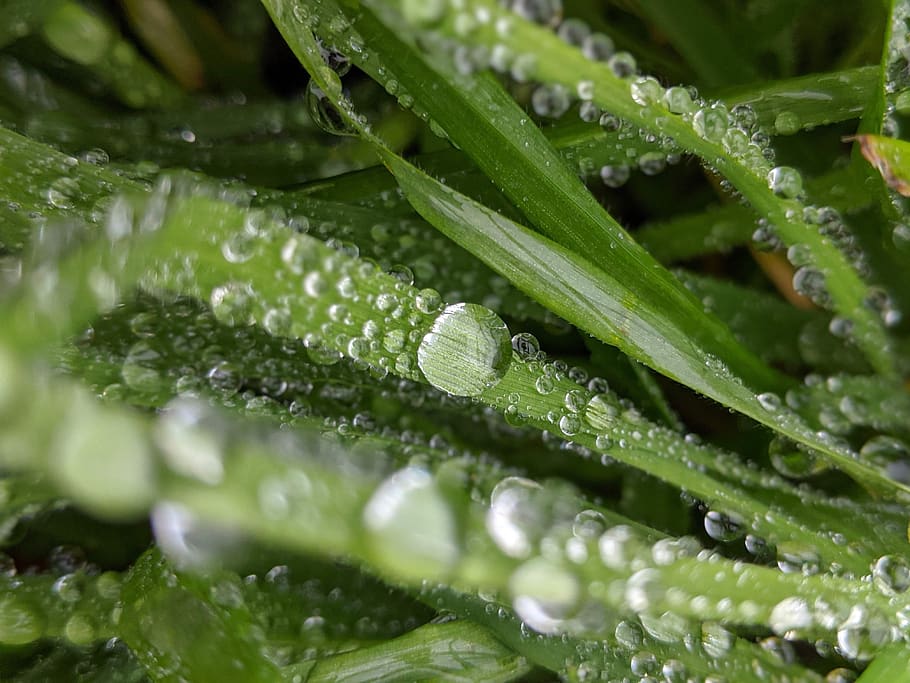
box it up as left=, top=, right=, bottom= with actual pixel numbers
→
left=2, top=0, right=910, bottom=680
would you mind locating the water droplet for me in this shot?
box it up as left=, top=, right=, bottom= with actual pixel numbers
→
left=578, top=100, right=600, bottom=122
left=872, top=555, right=910, bottom=594
left=600, top=164, right=630, bottom=188
left=767, top=166, right=803, bottom=198
left=221, top=231, right=256, bottom=264
left=414, top=288, right=442, bottom=314
left=487, top=476, right=543, bottom=558
left=693, top=106, right=728, bottom=142
left=305, top=80, right=356, bottom=136
left=417, top=303, right=511, bottom=397
left=836, top=605, right=892, bottom=660
left=769, top=437, right=825, bottom=478
left=509, top=557, right=580, bottom=634
left=210, top=282, right=255, bottom=327
left=638, top=152, right=667, bottom=176
left=0, top=596, right=44, bottom=645
left=53, top=403, right=156, bottom=517
left=511, top=332, right=541, bottom=359
left=614, top=619, right=643, bottom=649
left=607, top=51, right=636, bottom=78
left=630, top=650, right=658, bottom=676
left=769, top=596, right=813, bottom=635
left=558, top=414, right=580, bottom=436
left=703, top=510, right=743, bottom=542
left=826, top=668, right=858, bottom=683
left=582, top=33, right=614, bottom=61
left=630, top=76, right=664, bottom=106
left=664, top=86, right=695, bottom=115
left=892, top=223, right=910, bottom=251
left=364, top=467, right=459, bottom=579
left=774, top=111, right=801, bottom=135
left=402, top=0, right=447, bottom=25
left=510, top=0, right=563, bottom=26
left=557, top=18, right=590, bottom=45
left=756, top=392, right=782, bottom=412
left=532, top=84, right=570, bottom=118
left=593, top=113, right=622, bottom=137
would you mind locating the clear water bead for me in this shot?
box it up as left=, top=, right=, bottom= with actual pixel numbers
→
left=417, top=303, right=512, bottom=397
left=768, top=166, right=803, bottom=198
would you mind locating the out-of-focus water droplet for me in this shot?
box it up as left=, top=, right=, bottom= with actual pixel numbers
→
left=774, top=110, right=800, bottom=136
left=487, top=476, right=544, bottom=558
left=600, top=164, right=630, bottom=188
left=509, top=556, right=579, bottom=634
left=767, top=166, right=803, bottom=198
left=0, top=596, right=44, bottom=645
left=871, top=555, right=910, bottom=595
left=363, top=467, right=459, bottom=579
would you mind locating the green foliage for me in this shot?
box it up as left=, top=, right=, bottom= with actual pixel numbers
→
left=1, top=0, right=910, bottom=680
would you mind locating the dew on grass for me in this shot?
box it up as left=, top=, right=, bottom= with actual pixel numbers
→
left=768, top=166, right=803, bottom=198
left=417, top=303, right=511, bottom=397
left=363, top=467, right=459, bottom=579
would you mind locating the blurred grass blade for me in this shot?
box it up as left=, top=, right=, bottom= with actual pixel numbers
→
left=852, top=133, right=910, bottom=196
left=857, top=643, right=910, bottom=682
left=632, top=0, right=760, bottom=87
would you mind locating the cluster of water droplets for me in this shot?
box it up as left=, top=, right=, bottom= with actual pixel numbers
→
left=294, top=3, right=451, bottom=141
left=412, top=1, right=907, bottom=337
left=0, top=548, right=122, bottom=649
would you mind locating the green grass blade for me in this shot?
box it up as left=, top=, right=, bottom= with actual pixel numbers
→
left=383, top=150, right=904, bottom=496
left=632, top=0, right=760, bottom=87
left=400, top=0, right=898, bottom=378
left=857, top=643, right=910, bottom=682
left=719, top=66, right=877, bottom=133
left=38, top=1, right=185, bottom=109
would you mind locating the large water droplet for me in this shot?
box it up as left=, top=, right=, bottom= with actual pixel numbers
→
left=305, top=80, right=356, bottom=136
left=417, top=303, right=511, bottom=397
left=872, top=555, right=910, bottom=595
left=487, top=476, right=544, bottom=558
left=363, top=467, right=459, bottom=579
left=767, top=166, right=803, bottom=198
left=0, top=596, right=44, bottom=645
left=509, top=557, right=580, bottom=634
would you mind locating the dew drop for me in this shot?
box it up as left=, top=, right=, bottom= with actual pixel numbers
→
left=511, top=332, right=541, bottom=359
left=417, top=303, right=511, bottom=397
left=600, top=164, right=630, bottom=188
left=693, top=106, right=728, bottom=142
left=305, top=80, right=356, bottom=136
left=630, top=76, right=664, bottom=106
left=664, top=86, right=695, bottom=115
left=487, top=476, right=543, bottom=558
left=582, top=33, right=614, bottom=61
left=0, top=596, right=44, bottom=645
left=774, top=110, right=801, bottom=136
left=532, top=84, right=571, bottom=118
left=767, top=166, right=803, bottom=198
left=871, top=555, right=910, bottom=594
left=703, top=510, right=743, bottom=542
left=401, top=0, right=446, bottom=25
left=364, top=467, right=459, bottom=579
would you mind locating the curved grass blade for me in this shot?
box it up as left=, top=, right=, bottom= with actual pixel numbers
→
left=395, top=0, right=898, bottom=378
left=259, top=0, right=909, bottom=496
